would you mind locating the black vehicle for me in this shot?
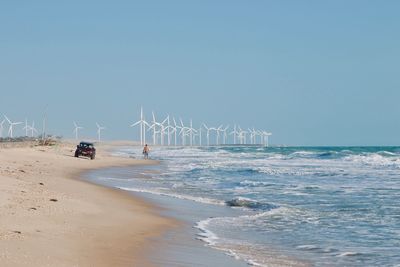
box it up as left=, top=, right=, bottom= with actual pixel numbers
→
left=75, top=142, right=96, bottom=160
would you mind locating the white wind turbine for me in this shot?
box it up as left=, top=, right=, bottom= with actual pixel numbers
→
left=169, top=124, right=177, bottom=146
left=160, top=115, right=169, bottom=146
left=188, top=119, right=197, bottom=146
left=164, top=115, right=173, bottom=146
left=22, top=118, right=29, bottom=136
left=237, top=126, right=248, bottom=144
left=242, top=129, right=248, bottom=144
left=148, top=112, right=160, bottom=145
left=96, top=123, right=106, bottom=141
left=4, top=115, right=23, bottom=138
left=130, top=107, right=149, bottom=146
left=258, top=131, right=263, bottom=145
left=189, top=119, right=193, bottom=146
left=262, top=131, right=272, bottom=147
left=248, top=128, right=257, bottom=145
left=203, top=124, right=211, bottom=146
left=173, top=117, right=180, bottom=146
left=230, top=124, right=239, bottom=145
left=0, top=119, right=6, bottom=138
left=215, top=125, right=223, bottom=145
left=198, top=126, right=203, bottom=146
left=73, top=121, right=83, bottom=140
left=256, top=129, right=261, bottom=145
left=222, top=125, right=230, bottom=144
left=179, top=118, right=189, bottom=146
left=29, top=121, right=38, bottom=137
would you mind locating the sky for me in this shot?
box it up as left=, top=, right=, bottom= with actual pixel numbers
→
left=0, top=1, right=399, bottom=146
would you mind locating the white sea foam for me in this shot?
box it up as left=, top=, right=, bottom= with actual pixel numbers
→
left=195, top=217, right=266, bottom=266
left=338, top=251, right=362, bottom=257
left=117, top=186, right=225, bottom=206
left=343, top=154, right=400, bottom=169
left=239, top=180, right=273, bottom=187
left=195, top=218, right=220, bottom=246
left=195, top=216, right=310, bottom=267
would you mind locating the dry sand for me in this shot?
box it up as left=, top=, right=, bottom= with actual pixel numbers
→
left=0, top=141, right=176, bottom=266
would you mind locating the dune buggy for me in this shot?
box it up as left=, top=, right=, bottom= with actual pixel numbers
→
left=75, top=142, right=96, bottom=160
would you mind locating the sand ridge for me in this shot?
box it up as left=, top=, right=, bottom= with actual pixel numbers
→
left=0, top=141, right=176, bottom=266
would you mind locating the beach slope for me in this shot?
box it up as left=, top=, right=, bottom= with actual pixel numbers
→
left=0, top=142, right=174, bottom=266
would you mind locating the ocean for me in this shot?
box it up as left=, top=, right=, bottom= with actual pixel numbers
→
left=86, top=146, right=400, bottom=267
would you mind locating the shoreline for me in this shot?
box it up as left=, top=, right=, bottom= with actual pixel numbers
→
left=0, top=141, right=177, bottom=266
left=89, top=146, right=315, bottom=267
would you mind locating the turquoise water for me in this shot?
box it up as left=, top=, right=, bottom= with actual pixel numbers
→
left=98, top=146, right=400, bottom=266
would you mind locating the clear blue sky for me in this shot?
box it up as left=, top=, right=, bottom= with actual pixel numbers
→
left=1, top=1, right=399, bottom=145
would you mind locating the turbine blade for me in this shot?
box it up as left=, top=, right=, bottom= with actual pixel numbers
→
left=130, top=121, right=141, bottom=127
left=4, top=115, right=11, bottom=124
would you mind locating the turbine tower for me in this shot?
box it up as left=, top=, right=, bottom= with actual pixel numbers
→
left=215, top=125, right=223, bottom=145
left=0, top=119, right=6, bottom=138
left=29, top=121, right=38, bottom=137
left=73, top=121, right=83, bottom=140
left=160, top=115, right=169, bottom=146
left=23, top=118, right=29, bottom=136
left=148, top=112, right=158, bottom=145
left=96, top=122, right=106, bottom=141
left=4, top=115, right=22, bottom=138
left=179, top=118, right=189, bottom=146
left=187, top=119, right=197, bottom=146
left=230, top=124, right=238, bottom=145
left=130, top=107, right=148, bottom=146
left=164, top=115, right=172, bottom=146
left=203, top=123, right=211, bottom=146
left=198, top=126, right=202, bottom=146
left=222, top=125, right=230, bottom=144
left=173, top=117, right=180, bottom=146
left=263, top=131, right=272, bottom=147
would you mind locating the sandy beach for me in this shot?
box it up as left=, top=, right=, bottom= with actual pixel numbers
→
left=0, top=141, right=176, bottom=267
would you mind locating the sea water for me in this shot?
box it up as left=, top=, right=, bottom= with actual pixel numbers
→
left=90, top=146, right=400, bottom=266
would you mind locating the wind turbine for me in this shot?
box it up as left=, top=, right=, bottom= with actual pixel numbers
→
left=230, top=124, right=238, bottom=145
left=4, top=115, right=23, bottom=138
left=22, top=118, right=29, bottom=136
left=262, top=131, right=272, bottom=147
left=198, top=126, right=202, bottom=146
left=257, top=130, right=265, bottom=145
left=187, top=119, right=198, bottom=146
left=173, top=117, right=180, bottom=146
left=160, top=115, right=169, bottom=146
left=164, top=115, right=173, bottom=146
left=169, top=123, right=177, bottom=146
left=130, top=107, right=149, bottom=146
left=215, top=125, right=223, bottom=145
left=179, top=118, right=189, bottom=146
left=222, top=125, right=230, bottom=144
left=242, top=129, right=248, bottom=144
left=96, top=122, right=106, bottom=141
left=0, top=119, right=6, bottom=138
left=248, top=128, right=258, bottom=145
left=203, top=123, right=211, bottom=146
left=73, top=121, right=83, bottom=140
left=237, top=126, right=248, bottom=144
left=147, top=112, right=159, bottom=145
left=29, top=121, right=38, bottom=137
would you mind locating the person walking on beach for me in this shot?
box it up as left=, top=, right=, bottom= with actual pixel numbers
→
left=142, top=144, right=149, bottom=159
